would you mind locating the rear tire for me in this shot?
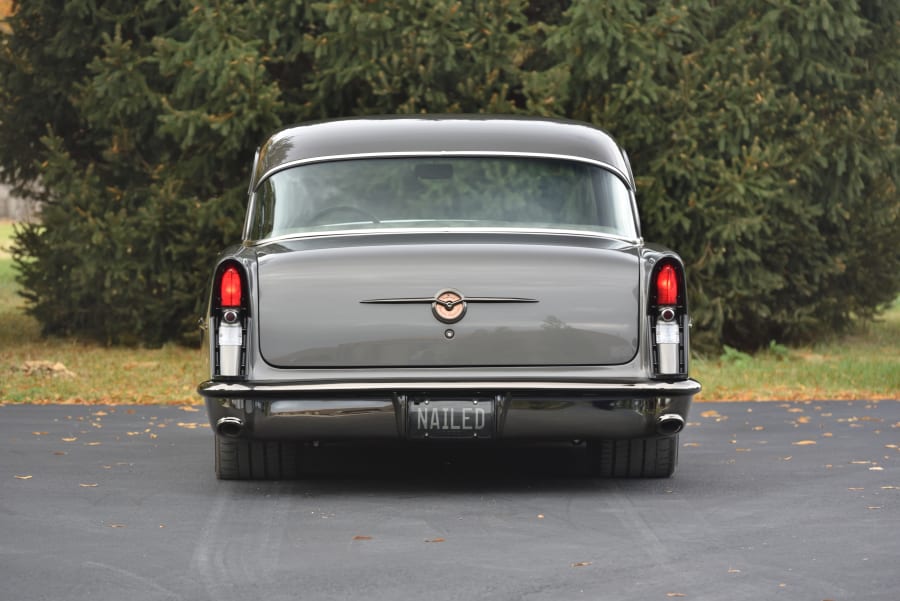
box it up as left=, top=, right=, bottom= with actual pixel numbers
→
left=214, top=436, right=301, bottom=480
left=587, top=435, right=679, bottom=478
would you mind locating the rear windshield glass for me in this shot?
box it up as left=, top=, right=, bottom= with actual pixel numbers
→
left=248, top=156, right=638, bottom=240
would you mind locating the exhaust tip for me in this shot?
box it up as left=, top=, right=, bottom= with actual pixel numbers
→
left=216, top=416, right=244, bottom=437
left=657, top=413, right=685, bottom=435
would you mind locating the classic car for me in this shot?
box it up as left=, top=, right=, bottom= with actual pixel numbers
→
left=198, top=115, right=700, bottom=479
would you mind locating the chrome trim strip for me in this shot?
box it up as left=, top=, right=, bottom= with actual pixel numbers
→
left=246, top=227, right=642, bottom=247
left=360, top=296, right=539, bottom=305
left=253, top=151, right=633, bottom=193
left=241, top=148, right=261, bottom=240
left=248, top=148, right=261, bottom=195
left=199, top=378, right=701, bottom=396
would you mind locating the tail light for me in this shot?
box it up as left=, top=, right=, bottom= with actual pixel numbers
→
left=220, top=266, right=242, bottom=307
left=649, top=259, right=688, bottom=378
left=213, top=262, right=248, bottom=377
left=656, top=263, right=678, bottom=306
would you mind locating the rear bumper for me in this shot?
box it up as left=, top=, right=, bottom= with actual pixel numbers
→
left=199, top=379, right=700, bottom=441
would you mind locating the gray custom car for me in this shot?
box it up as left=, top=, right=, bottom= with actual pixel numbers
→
left=198, top=116, right=700, bottom=479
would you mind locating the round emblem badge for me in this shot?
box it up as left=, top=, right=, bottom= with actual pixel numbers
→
left=432, top=290, right=466, bottom=324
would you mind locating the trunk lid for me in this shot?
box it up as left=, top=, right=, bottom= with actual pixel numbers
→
left=256, top=233, right=640, bottom=367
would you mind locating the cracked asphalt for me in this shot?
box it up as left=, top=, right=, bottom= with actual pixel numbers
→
left=2, top=400, right=898, bottom=601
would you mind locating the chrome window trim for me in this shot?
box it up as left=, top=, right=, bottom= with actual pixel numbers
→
left=245, top=227, right=643, bottom=247
left=253, top=151, right=634, bottom=193
left=247, top=151, right=640, bottom=245
left=241, top=148, right=261, bottom=241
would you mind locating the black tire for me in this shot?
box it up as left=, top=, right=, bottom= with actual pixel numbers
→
left=214, top=436, right=301, bottom=480
left=587, top=435, right=679, bottom=478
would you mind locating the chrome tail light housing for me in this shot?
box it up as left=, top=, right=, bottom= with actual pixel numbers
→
left=212, top=262, right=249, bottom=378
left=649, top=259, right=689, bottom=379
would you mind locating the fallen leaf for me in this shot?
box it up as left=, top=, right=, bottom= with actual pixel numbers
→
left=796, top=416, right=811, bottom=424
left=700, top=410, right=721, bottom=418
left=53, top=451, right=67, bottom=456
left=572, top=562, right=592, bottom=568
left=787, top=408, right=804, bottom=413
left=869, top=467, right=884, bottom=471
left=425, top=538, right=445, bottom=543
left=108, top=523, right=125, bottom=528
left=352, top=535, right=373, bottom=541
left=79, top=483, right=98, bottom=488
left=683, top=442, right=700, bottom=447
left=61, top=437, right=77, bottom=442
left=792, top=440, right=817, bottom=446
left=666, top=594, right=686, bottom=598
left=86, top=442, right=102, bottom=446
left=32, top=431, right=48, bottom=436
left=753, top=426, right=765, bottom=431
left=179, top=406, right=200, bottom=412
left=92, top=411, right=108, bottom=416
left=727, top=568, right=741, bottom=573
left=14, top=475, right=33, bottom=480
left=537, top=514, right=545, bottom=519
left=851, top=460, right=872, bottom=465
left=848, top=487, right=864, bottom=491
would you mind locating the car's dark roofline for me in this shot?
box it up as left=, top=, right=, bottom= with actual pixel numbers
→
left=251, top=115, right=634, bottom=190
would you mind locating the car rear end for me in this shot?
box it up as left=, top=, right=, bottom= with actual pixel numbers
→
left=199, top=117, right=699, bottom=479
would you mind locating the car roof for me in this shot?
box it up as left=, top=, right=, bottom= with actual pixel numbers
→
left=251, top=115, right=634, bottom=191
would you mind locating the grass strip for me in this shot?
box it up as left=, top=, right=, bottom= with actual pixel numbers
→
left=691, top=302, right=899, bottom=402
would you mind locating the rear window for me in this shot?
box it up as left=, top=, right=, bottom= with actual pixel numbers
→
left=248, top=156, right=638, bottom=240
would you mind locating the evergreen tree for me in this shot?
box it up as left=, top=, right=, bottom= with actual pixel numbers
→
left=531, top=0, right=899, bottom=349
left=0, top=0, right=896, bottom=349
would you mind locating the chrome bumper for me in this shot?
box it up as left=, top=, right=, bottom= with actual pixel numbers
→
left=198, top=379, right=700, bottom=441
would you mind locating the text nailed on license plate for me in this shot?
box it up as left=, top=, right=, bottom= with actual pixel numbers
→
left=408, top=398, right=493, bottom=439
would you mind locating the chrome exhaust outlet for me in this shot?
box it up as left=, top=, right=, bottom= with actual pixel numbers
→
left=657, top=414, right=685, bottom=435
left=216, top=416, right=244, bottom=438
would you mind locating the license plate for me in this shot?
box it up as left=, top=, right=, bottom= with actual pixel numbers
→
left=408, top=398, right=494, bottom=439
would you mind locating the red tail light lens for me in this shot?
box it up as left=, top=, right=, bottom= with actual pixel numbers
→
left=656, top=263, right=678, bottom=306
left=220, top=266, right=242, bottom=307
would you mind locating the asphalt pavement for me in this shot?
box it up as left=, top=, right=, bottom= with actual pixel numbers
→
left=1, top=400, right=898, bottom=601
